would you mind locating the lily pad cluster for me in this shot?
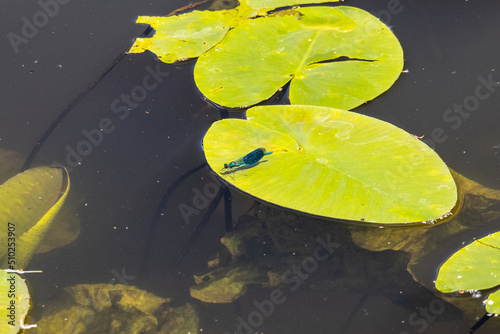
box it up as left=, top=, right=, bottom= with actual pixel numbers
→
left=129, top=0, right=341, bottom=63
left=194, top=5, right=404, bottom=109
left=128, top=1, right=457, bottom=224
left=130, top=2, right=403, bottom=109
left=126, top=1, right=500, bottom=326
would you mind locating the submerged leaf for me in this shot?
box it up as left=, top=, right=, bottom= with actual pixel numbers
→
left=32, top=284, right=198, bottom=334
left=195, top=6, right=404, bottom=109
left=0, top=150, right=79, bottom=255
left=0, top=166, right=70, bottom=269
left=203, top=105, right=457, bottom=224
left=35, top=192, right=81, bottom=254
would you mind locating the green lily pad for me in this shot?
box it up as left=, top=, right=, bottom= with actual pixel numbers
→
left=0, top=270, right=34, bottom=333
left=247, top=0, right=319, bottom=8
left=129, top=0, right=340, bottom=63
left=436, top=231, right=500, bottom=314
left=0, top=166, right=70, bottom=269
left=130, top=10, right=239, bottom=63
left=485, top=289, right=500, bottom=314
left=203, top=105, right=457, bottom=224
left=195, top=6, right=404, bottom=109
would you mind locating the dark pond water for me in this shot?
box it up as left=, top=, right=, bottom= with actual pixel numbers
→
left=1, top=0, right=500, bottom=333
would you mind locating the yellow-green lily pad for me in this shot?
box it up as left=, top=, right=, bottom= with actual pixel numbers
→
left=485, top=289, right=500, bottom=315
left=436, top=231, right=500, bottom=314
left=130, top=10, right=240, bottom=63
left=0, top=166, right=70, bottom=269
left=0, top=270, right=34, bottom=333
left=195, top=6, right=404, bottom=109
left=203, top=105, right=457, bottom=224
left=130, top=4, right=402, bottom=109
left=129, top=0, right=340, bottom=63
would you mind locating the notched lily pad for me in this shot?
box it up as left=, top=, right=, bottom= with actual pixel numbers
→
left=203, top=105, right=457, bottom=224
left=130, top=3, right=401, bottom=110
left=195, top=6, right=404, bottom=109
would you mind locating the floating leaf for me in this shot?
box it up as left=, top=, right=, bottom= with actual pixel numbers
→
left=195, top=6, right=404, bottom=109
left=485, top=289, right=500, bottom=315
left=247, top=0, right=329, bottom=9
left=203, top=105, right=457, bottom=224
left=129, top=0, right=341, bottom=63
left=0, top=270, right=34, bottom=333
left=0, top=166, right=70, bottom=269
left=436, top=231, right=500, bottom=314
left=129, top=10, right=239, bottom=63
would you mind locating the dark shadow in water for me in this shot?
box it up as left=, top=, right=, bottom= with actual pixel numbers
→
left=139, top=163, right=233, bottom=276
left=469, top=313, right=493, bottom=333
left=20, top=26, right=154, bottom=172
left=174, top=185, right=231, bottom=265
left=139, top=162, right=207, bottom=273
